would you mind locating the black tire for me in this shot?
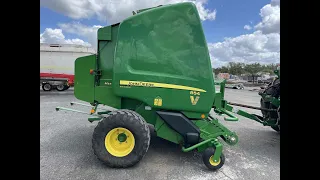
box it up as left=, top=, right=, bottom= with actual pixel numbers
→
left=271, top=125, right=280, bottom=132
left=261, top=100, right=280, bottom=133
left=260, top=78, right=280, bottom=132
left=202, top=148, right=225, bottom=171
left=56, top=84, right=66, bottom=91
left=92, top=110, right=150, bottom=168
left=42, top=83, right=52, bottom=91
left=121, top=109, right=153, bottom=133
left=121, top=109, right=145, bottom=122
left=271, top=105, right=280, bottom=132
left=64, top=85, right=70, bottom=90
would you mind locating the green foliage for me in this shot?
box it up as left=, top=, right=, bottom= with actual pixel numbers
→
left=244, top=63, right=262, bottom=76
left=228, top=62, right=246, bottom=75
left=213, top=62, right=278, bottom=76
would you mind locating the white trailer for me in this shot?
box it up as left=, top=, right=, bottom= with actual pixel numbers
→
left=40, top=43, right=96, bottom=91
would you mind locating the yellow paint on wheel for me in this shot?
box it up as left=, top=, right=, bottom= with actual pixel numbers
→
left=105, top=127, right=135, bottom=157
left=209, top=155, right=221, bottom=166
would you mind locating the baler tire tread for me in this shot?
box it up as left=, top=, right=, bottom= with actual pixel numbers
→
left=271, top=125, right=280, bottom=132
left=121, top=109, right=153, bottom=134
left=202, top=147, right=225, bottom=171
left=92, top=109, right=150, bottom=168
left=260, top=78, right=280, bottom=133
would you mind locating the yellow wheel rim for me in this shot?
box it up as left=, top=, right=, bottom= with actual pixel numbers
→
left=105, top=127, right=135, bottom=157
left=209, top=155, right=221, bottom=166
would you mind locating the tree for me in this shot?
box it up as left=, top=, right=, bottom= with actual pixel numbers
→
left=227, top=62, right=246, bottom=75
left=212, top=62, right=278, bottom=82
left=213, top=66, right=229, bottom=75
left=244, top=63, right=263, bottom=84
left=263, top=63, right=278, bottom=75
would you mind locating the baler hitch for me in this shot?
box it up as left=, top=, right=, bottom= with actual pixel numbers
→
left=227, top=102, right=277, bottom=112
left=55, top=102, right=112, bottom=122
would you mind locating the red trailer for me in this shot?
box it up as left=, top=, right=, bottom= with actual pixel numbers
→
left=40, top=43, right=95, bottom=91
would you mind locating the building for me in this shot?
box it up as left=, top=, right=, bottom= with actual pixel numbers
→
left=217, top=73, right=230, bottom=80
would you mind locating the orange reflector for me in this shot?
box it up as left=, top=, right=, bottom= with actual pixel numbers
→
left=90, top=109, right=95, bottom=114
left=201, top=114, right=205, bottom=119
left=89, top=69, right=94, bottom=74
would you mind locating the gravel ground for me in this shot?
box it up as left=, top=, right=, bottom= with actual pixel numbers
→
left=40, top=87, right=279, bottom=180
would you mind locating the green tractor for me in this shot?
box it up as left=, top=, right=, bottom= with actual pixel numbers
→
left=259, top=66, right=280, bottom=132
left=56, top=2, right=280, bottom=171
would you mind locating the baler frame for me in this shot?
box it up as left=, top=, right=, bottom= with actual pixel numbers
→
left=55, top=2, right=279, bottom=171
left=56, top=72, right=279, bottom=166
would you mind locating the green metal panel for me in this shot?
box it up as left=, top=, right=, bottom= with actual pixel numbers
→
left=120, top=98, right=158, bottom=125
left=213, top=92, right=222, bottom=109
left=112, top=2, right=215, bottom=114
left=97, top=26, right=112, bottom=41
left=97, top=25, right=119, bottom=79
left=120, top=98, right=143, bottom=110
left=135, top=107, right=158, bottom=125
left=182, top=111, right=208, bottom=119
left=94, top=87, right=121, bottom=108
left=74, top=55, right=96, bottom=103
left=94, top=25, right=121, bottom=107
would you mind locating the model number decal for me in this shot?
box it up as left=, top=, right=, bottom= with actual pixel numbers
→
left=190, top=91, right=200, bottom=95
left=190, top=91, right=200, bottom=105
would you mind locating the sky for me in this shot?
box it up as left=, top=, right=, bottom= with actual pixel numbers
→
left=40, top=0, right=280, bottom=68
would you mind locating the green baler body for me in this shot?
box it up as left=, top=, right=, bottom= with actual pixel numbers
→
left=63, top=2, right=244, bottom=164
left=74, top=2, right=216, bottom=119
left=56, top=3, right=278, bottom=167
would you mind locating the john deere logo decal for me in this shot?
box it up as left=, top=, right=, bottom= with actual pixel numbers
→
left=154, top=96, right=162, bottom=106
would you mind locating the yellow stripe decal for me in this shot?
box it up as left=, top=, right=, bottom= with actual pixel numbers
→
left=120, top=80, right=206, bottom=92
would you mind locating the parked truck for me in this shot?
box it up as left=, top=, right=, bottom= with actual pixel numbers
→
left=40, top=43, right=96, bottom=91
